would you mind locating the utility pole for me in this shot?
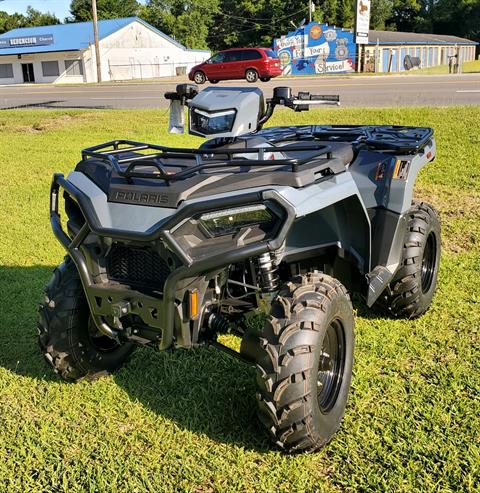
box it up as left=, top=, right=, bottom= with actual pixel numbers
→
left=92, top=0, right=102, bottom=82
left=308, top=0, right=313, bottom=23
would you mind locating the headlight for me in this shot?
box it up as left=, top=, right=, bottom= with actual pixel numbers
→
left=199, top=205, right=275, bottom=237
left=190, top=108, right=236, bottom=135
left=171, top=201, right=284, bottom=259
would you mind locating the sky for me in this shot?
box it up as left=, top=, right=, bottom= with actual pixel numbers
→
left=0, top=1, right=146, bottom=21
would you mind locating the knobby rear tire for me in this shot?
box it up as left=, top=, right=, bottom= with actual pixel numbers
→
left=376, top=201, right=441, bottom=319
left=254, top=273, right=355, bottom=453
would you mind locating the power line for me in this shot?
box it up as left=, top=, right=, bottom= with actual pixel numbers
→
left=199, top=4, right=308, bottom=26
left=205, top=6, right=309, bottom=40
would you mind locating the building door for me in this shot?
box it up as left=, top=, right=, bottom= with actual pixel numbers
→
left=22, top=63, right=35, bottom=83
left=390, top=50, right=398, bottom=72
left=428, top=48, right=433, bottom=67
left=382, top=49, right=389, bottom=72
left=400, top=48, right=407, bottom=71
left=422, top=48, right=428, bottom=67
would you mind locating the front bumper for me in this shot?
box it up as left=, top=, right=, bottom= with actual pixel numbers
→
left=50, top=173, right=294, bottom=349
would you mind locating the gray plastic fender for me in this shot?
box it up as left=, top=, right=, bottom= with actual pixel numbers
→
left=277, top=172, right=372, bottom=274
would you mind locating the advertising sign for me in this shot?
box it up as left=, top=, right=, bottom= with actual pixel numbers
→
left=0, top=34, right=54, bottom=49
left=355, top=0, right=371, bottom=44
left=273, top=22, right=356, bottom=76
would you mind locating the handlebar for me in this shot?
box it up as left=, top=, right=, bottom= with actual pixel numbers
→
left=164, top=84, right=340, bottom=134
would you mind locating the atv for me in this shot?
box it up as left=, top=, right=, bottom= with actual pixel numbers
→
left=39, top=84, right=441, bottom=453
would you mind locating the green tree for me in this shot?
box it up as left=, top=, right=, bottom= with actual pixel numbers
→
left=315, top=0, right=341, bottom=25
left=206, top=0, right=309, bottom=50
left=0, top=8, right=59, bottom=34
left=461, top=0, right=480, bottom=41
left=389, top=0, right=480, bottom=40
left=137, top=0, right=480, bottom=51
left=0, top=11, right=26, bottom=34
left=24, top=7, right=60, bottom=27
left=370, top=0, right=394, bottom=30
left=140, top=0, right=219, bottom=49
left=309, top=0, right=392, bottom=31
left=389, top=0, right=422, bottom=32
left=68, top=0, right=140, bottom=22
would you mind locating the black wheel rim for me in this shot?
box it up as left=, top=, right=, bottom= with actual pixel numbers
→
left=87, top=316, right=120, bottom=352
left=421, top=232, right=437, bottom=293
left=317, top=318, right=346, bottom=413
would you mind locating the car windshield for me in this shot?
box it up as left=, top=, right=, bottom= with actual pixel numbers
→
left=208, top=53, right=226, bottom=64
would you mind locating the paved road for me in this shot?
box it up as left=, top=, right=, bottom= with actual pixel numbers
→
left=1, top=73, right=479, bottom=110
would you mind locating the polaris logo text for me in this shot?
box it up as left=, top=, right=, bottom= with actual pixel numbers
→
left=114, top=191, right=171, bottom=205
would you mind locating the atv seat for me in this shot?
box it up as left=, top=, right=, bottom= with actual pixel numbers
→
left=201, top=135, right=354, bottom=168
left=278, top=141, right=354, bottom=167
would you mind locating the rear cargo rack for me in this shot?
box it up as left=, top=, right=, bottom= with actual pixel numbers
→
left=261, top=125, right=434, bottom=154
left=81, top=139, right=335, bottom=183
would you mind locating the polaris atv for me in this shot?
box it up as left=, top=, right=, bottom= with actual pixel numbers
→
left=39, top=84, right=441, bottom=453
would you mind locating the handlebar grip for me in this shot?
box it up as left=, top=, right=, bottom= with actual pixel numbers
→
left=308, top=95, right=340, bottom=102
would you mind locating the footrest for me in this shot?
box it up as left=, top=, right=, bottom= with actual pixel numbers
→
left=366, top=266, right=394, bottom=307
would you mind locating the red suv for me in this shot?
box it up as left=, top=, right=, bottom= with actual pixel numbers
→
left=189, top=48, right=282, bottom=84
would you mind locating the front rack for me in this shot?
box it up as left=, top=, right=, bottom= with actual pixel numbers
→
left=81, top=139, right=335, bottom=183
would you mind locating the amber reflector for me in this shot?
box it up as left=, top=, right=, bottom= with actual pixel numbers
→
left=189, top=290, right=199, bottom=319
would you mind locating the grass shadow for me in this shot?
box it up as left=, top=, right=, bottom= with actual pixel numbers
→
left=0, top=264, right=271, bottom=451
left=0, top=265, right=59, bottom=381
left=351, top=293, right=385, bottom=320
left=114, top=346, right=271, bottom=452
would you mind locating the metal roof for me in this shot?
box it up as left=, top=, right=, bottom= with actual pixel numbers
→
left=367, top=30, right=478, bottom=46
left=0, top=17, right=187, bottom=56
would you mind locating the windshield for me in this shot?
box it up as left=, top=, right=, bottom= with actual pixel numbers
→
left=207, top=53, right=226, bottom=64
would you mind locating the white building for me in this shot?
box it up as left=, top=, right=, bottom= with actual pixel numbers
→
left=0, top=17, right=210, bottom=84
left=361, top=31, right=477, bottom=73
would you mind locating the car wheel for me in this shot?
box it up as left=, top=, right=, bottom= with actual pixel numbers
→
left=193, top=71, right=206, bottom=84
left=260, top=77, right=271, bottom=82
left=245, top=69, right=259, bottom=83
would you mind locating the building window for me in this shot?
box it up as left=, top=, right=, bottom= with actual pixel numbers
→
left=65, top=59, right=84, bottom=76
left=0, top=63, right=14, bottom=78
left=42, top=61, right=60, bottom=77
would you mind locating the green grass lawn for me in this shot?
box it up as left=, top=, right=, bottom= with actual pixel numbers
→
left=0, top=106, right=479, bottom=492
